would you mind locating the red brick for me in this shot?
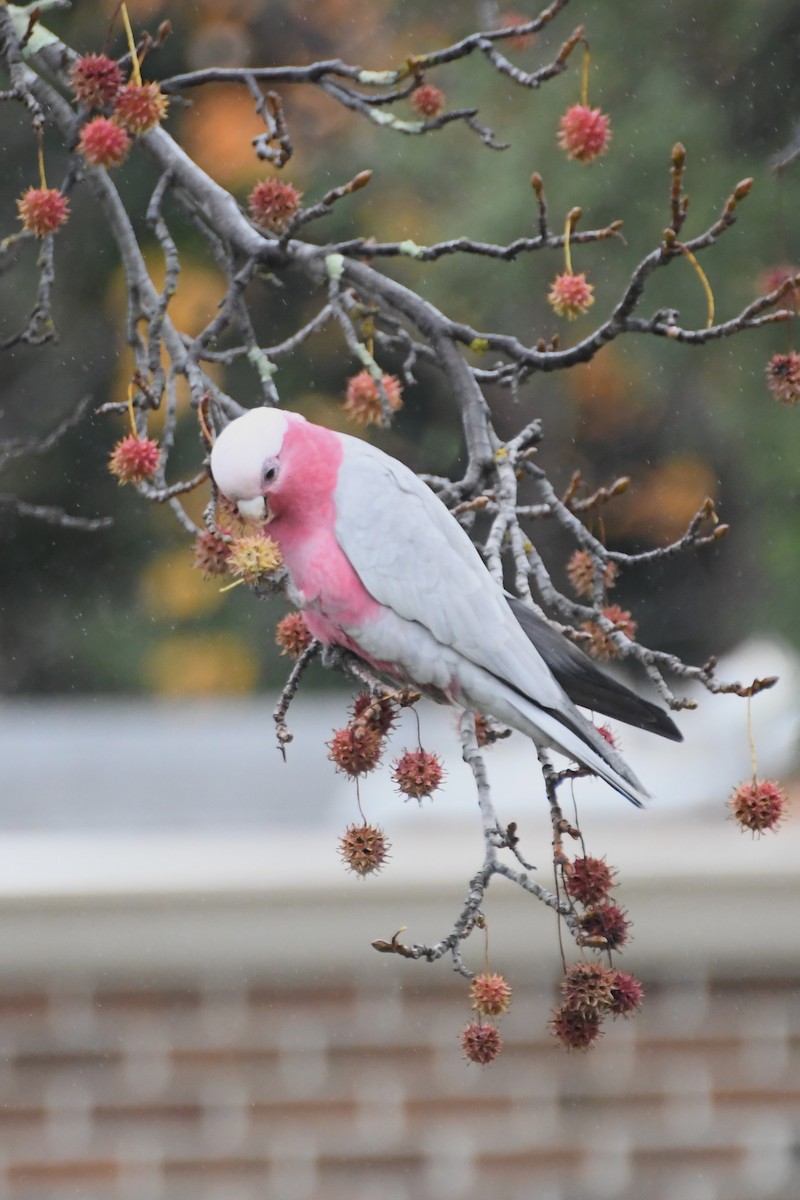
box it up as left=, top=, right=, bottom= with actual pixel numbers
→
left=248, top=984, right=357, bottom=1009
left=406, top=1095, right=515, bottom=1120
left=162, top=1155, right=271, bottom=1177
left=170, top=1046, right=278, bottom=1067
left=0, top=992, right=49, bottom=1017
left=92, top=1101, right=205, bottom=1123
left=632, top=1145, right=745, bottom=1169
left=318, top=1151, right=425, bottom=1177
left=93, top=987, right=203, bottom=1011
left=250, top=1097, right=358, bottom=1122
left=0, top=1103, right=46, bottom=1126
left=712, top=1086, right=800, bottom=1106
left=474, top=1148, right=582, bottom=1178
left=10, top=1049, right=124, bottom=1071
left=8, top=1159, right=119, bottom=1184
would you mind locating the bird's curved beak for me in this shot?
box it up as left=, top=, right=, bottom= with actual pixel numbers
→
left=237, top=496, right=268, bottom=523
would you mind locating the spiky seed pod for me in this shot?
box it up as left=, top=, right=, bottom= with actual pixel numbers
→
left=108, top=434, right=160, bottom=484
left=566, top=549, right=618, bottom=599
left=580, top=902, right=631, bottom=951
left=247, top=178, right=303, bottom=232
left=603, top=604, right=636, bottom=636
left=77, top=117, right=131, bottom=167
left=582, top=604, right=637, bottom=661
left=557, top=103, right=612, bottom=162
left=548, top=271, right=595, bottom=320
left=392, top=748, right=445, bottom=800
left=192, top=531, right=230, bottom=579
left=759, top=264, right=800, bottom=308
left=275, top=611, right=313, bottom=658
left=728, top=778, right=787, bottom=835
left=765, top=352, right=800, bottom=405
left=114, top=81, right=169, bottom=134
left=17, top=187, right=69, bottom=237
left=561, top=960, right=616, bottom=1013
left=70, top=54, right=123, bottom=108
left=596, top=723, right=619, bottom=749
left=474, top=713, right=491, bottom=747
left=566, top=549, right=594, bottom=596
left=470, top=972, right=512, bottom=1017
left=564, top=855, right=617, bottom=906
left=350, top=692, right=397, bottom=738
left=343, top=371, right=403, bottom=427
left=225, top=534, right=282, bottom=584
left=339, top=822, right=391, bottom=876
left=214, top=495, right=248, bottom=537
left=460, top=1019, right=503, bottom=1065
left=609, top=970, right=644, bottom=1017
left=411, top=84, right=445, bottom=118
left=470, top=713, right=510, bottom=746
left=328, top=724, right=384, bottom=778
left=548, top=1004, right=602, bottom=1050
left=497, top=11, right=537, bottom=51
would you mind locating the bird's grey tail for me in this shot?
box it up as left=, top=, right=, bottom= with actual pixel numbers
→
left=496, top=688, right=650, bottom=808
left=507, top=598, right=682, bottom=743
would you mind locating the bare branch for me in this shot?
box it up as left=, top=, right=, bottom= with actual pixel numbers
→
left=0, top=495, right=112, bottom=530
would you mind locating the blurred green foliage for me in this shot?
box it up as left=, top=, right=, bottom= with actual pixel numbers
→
left=1, top=0, right=798, bottom=695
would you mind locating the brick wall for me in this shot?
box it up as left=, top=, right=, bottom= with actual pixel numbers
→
left=0, top=817, right=798, bottom=1200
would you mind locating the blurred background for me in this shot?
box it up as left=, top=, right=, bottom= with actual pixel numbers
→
left=1, top=2, right=799, bottom=1198
left=2, top=0, right=800, bottom=691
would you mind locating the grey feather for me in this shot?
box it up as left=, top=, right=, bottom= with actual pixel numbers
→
left=507, top=598, right=683, bottom=742
left=332, top=437, right=655, bottom=806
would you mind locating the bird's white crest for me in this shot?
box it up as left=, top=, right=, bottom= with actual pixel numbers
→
left=210, top=407, right=291, bottom=501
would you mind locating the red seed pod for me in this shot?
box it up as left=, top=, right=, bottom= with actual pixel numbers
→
left=392, top=748, right=444, bottom=800
left=411, top=84, right=445, bottom=118
left=581, top=605, right=637, bottom=661
left=557, top=103, right=612, bottom=163
left=609, top=970, right=644, bottom=1017
left=350, top=692, right=397, bottom=738
left=247, top=178, right=303, bottom=232
left=765, top=352, right=800, bottom=405
left=343, top=371, right=403, bottom=427
left=470, top=972, right=512, bottom=1017
left=16, top=188, right=69, bottom=238
left=275, top=612, right=313, bottom=658
left=328, top=724, right=384, bottom=778
left=460, top=1019, right=503, bottom=1065
left=596, top=724, right=620, bottom=750
left=566, top=549, right=618, bottom=599
left=580, top=902, right=631, bottom=951
left=728, top=778, right=787, bottom=835
left=114, top=81, right=169, bottom=134
left=192, top=531, right=230, bottom=579
left=496, top=11, right=537, bottom=52
left=339, top=822, right=391, bottom=877
left=77, top=117, right=131, bottom=168
left=758, top=264, right=800, bottom=308
left=70, top=54, right=123, bottom=108
left=548, top=1003, right=603, bottom=1050
left=548, top=271, right=595, bottom=320
left=561, top=960, right=616, bottom=1013
left=108, top=434, right=160, bottom=484
left=565, top=855, right=617, bottom=906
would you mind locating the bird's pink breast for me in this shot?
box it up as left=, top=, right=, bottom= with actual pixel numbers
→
left=267, top=420, right=384, bottom=648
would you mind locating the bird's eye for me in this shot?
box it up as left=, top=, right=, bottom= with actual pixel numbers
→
left=262, top=464, right=278, bottom=485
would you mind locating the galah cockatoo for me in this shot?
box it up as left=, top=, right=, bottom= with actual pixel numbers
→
left=210, top=408, right=681, bottom=807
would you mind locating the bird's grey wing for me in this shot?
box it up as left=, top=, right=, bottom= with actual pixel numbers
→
left=333, top=439, right=651, bottom=806
left=333, top=439, right=567, bottom=709
left=507, top=597, right=683, bottom=742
